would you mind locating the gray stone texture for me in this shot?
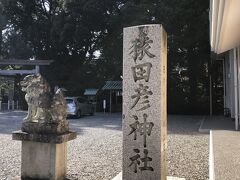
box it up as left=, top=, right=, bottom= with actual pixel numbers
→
left=21, top=141, right=67, bottom=180
left=12, top=130, right=76, bottom=144
left=123, top=24, right=167, bottom=180
left=12, top=73, right=77, bottom=180
left=112, top=172, right=185, bottom=180
left=20, top=74, right=67, bottom=124
left=12, top=130, right=76, bottom=180
left=21, top=121, right=69, bottom=135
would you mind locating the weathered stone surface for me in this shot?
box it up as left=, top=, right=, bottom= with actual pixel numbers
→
left=122, top=24, right=167, bottom=180
left=20, top=74, right=67, bottom=123
left=112, top=172, right=186, bottom=180
left=14, top=74, right=76, bottom=180
left=12, top=130, right=77, bottom=144
left=21, top=121, right=69, bottom=135
left=21, top=141, right=67, bottom=180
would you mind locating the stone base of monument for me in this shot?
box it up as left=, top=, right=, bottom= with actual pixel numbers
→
left=12, top=130, right=76, bottom=180
left=112, top=172, right=186, bottom=180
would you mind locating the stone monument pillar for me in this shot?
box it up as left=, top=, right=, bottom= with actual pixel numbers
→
left=122, top=24, right=167, bottom=180
left=12, top=74, right=76, bottom=180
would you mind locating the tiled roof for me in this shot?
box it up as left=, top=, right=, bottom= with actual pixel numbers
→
left=102, top=81, right=122, bottom=90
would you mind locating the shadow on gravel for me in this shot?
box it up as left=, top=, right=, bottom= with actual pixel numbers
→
left=0, top=111, right=25, bottom=134
left=200, top=115, right=235, bottom=130
left=69, top=114, right=207, bottom=135
left=68, top=113, right=122, bottom=133
left=0, top=111, right=207, bottom=136
left=0, top=111, right=122, bottom=135
left=168, top=115, right=209, bottom=135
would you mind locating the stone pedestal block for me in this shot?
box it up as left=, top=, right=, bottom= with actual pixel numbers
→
left=21, top=141, right=67, bottom=180
left=21, top=121, right=69, bottom=135
left=12, top=131, right=76, bottom=180
left=112, top=172, right=185, bottom=180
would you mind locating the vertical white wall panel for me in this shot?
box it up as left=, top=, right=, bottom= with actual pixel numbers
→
left=224, top=54, right=231, bottom=111
left=229, top=50, right=235, bottom=119
left=234, top=48, right=239, bottom=130
left=237, top=47, right=240, bottom=130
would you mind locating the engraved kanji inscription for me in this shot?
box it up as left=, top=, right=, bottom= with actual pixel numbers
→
left=129, top=149, right=141, bottom=173
left=131, top=62, right=152, bottom=82
left=131, top=84, right=153, bottom=111
left=129, top=27, right=156, bottom=63
left=129, top=148, right=154, bottom=173
left=128, top=114, right=154, bottom=147
left=139, top=149, right=154, bottom=171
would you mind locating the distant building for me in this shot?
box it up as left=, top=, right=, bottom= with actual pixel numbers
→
left=84, top=88, right=98, bottom=102
left=101, top=81, right=122, bottom=113
left=210, top=0, right=240, bottom=130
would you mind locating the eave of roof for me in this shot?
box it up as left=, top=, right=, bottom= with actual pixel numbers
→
left=102, top=81, right=122, bottom=90
left=210, top=0, right=240, bottom=54
left=0, top=59, right=53, bottom=65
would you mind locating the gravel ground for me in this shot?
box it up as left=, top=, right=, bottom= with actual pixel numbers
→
left=0, top=111, right=208, bottom=180
left=167, top=116, right=209, bottom=180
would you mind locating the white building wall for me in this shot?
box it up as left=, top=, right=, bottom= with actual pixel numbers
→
left=225, top=47, right=240, bottom=130
left=224, top=54, right=231, bottom=112
left=237, top=47, right=240, bottom=128
left=233, top=48, right=239, bottom=130
left=229, top=49, right=235, bottom=119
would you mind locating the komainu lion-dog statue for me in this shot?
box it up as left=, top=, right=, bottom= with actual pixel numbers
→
left=20, top=74, right=69, bottom=134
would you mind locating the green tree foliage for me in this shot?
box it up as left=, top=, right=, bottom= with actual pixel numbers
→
left=99, top=0, right=211, bottom=114
left=0, top=0, right=211, bottom=114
